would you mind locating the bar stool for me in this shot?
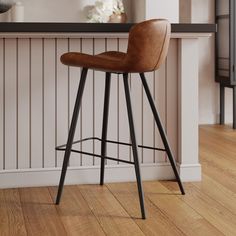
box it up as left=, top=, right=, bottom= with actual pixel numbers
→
left=55, top=19, right=185, bottom=219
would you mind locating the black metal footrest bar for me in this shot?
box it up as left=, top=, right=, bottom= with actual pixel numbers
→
left=56, top=136, right=166, bottom=152
left=57, top=148, right=134, bottom=165
left=56, top=136, right=166, bottom=165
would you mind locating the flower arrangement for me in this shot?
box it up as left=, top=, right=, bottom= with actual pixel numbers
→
left=88, top=0, right=125, bottom=23
left=0, top=0, right=15, bottom=13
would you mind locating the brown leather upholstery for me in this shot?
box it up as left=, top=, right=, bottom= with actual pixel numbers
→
left=61, top=19, right=171, bottom=73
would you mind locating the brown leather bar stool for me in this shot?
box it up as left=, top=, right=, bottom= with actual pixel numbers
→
left=55, top=19, right=185, bottom=219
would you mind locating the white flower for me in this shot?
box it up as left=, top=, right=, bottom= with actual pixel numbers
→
left=87, top=0, right=125, bottom=23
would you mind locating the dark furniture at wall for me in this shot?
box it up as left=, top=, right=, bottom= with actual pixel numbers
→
left=216, top=0, right=236, bottom=129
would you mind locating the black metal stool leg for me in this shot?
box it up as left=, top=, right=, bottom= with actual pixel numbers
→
left=123, top=73, right=146, bottom=219
left=220, top=85, right=225, bottom=125
left=56, top=68, right=88, bottom=204
left=140, top=73, right=185, bottom=195
left=100, top=72, right=111, bottom=185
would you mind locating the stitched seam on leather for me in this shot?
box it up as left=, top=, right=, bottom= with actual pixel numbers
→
left=153, top=24, right=168, bottom=71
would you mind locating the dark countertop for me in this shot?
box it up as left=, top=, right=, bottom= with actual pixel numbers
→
left=0, top=22, right=217, bottom=33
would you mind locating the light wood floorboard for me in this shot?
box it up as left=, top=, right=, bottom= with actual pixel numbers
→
left=0, top=189, right=27, bottom=235
left=0, top=125, right=236, bottom=235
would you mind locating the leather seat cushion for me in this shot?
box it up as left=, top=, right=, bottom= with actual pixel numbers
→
left=61, top=51, right=127, bottom=73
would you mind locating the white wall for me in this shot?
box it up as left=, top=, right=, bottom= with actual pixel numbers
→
left=180, top=0, right=233, bottom=124
left=1, top=0, right=178, bottom=23
left=192, top=0, right=219, bottom=124
left=179, top=0, right=191, bottom=23
left=0, top=0, right=132, bottom=22
left=132, top=0, right=179, bottom=23
left=146, top=0, right=179, bottom=23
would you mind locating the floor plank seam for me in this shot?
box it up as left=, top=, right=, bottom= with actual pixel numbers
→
left=192, top=182, right=236, bottom=216
left=18, top=188, right=30, bottom=236
left=159, top=182, right=228, bottom=236
left=144, top=192, right=188, bottom=236
left=47, top=186, right=69, bottom=235
left=143, top=187, right=190, bottom=236
left=75, top=185, right=109, bottom=236
left=105, top=183, right=147, bottom=234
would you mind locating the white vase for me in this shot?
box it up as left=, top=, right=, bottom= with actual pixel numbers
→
left=11, top=2, right=24, bottom=22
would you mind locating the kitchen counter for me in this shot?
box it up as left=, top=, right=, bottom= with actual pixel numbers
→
left=0, top=23, right=215, bottom=188
left=0, top=22, right=216, bottom=33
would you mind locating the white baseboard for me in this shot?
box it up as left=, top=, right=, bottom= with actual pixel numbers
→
left=199, top=113, right=233, bottom=125
left=0, top=163, right=173, bottom=189
left=199, top=113, right=218, bottom=125
left=0, top=162, right=201, bottom=189
left=178, top=163, right=202, bottom=181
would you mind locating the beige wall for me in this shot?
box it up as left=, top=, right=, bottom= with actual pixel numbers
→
left=179, top=0, right=191, bottom=23
left=132, top=0, right=179, bottom=23
left=180, top=0, right=232, bottom=124
left=192, top=0, right=219, bottom=124
left=0, top=0, right=133, bottom=22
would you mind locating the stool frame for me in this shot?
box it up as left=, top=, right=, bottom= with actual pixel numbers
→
left=55, top=68, right=185, bottom=219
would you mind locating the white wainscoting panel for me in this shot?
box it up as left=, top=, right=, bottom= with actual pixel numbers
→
left=0, top=37, right=179, bottom=188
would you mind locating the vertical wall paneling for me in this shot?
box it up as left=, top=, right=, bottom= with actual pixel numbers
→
left=118, top=38, right=130, bottom=164
left=68, top=38, right=82, bottom=167
left=130, top=73, right=142, bottom=163
left=43, top=38, right=56, bottom=168
left=81, top=38, right=94, bottom=166
left=0, top=36, right=176, bottom=177
left=166, top=40, right=178, bottom=160
left=56, top=39, right=69, bottom=167
left=0, top=39, right=3, bottom=170
left=106, top=38, right=119, bottom=166
left=30, top=39, right=43, bottom=168
left=142, top=71, right=155, bottom=163
left=154, top=60, right=167, bottom=163
left=94, top=38, right=106, bottom=166
left=4, top=39, right=17, bottom=170
left=18, top=39, right=30, bottom=169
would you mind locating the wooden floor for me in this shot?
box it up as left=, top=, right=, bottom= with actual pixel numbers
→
left=1, top=125, right=236, bottom=235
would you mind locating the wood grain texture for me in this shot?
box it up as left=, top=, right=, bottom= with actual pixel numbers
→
left=19, top=187, right=67, bottom=236
left=193, top=174, right=236, bottom=215
left=0, top=189, right=27, bottom=236
left=49, top=186, right=105, bottom=236
left=107, top=182, right=185, bottom=236
left=143, top=181, right=222, bottom=236
left=78, top=184, right=145, bottom=236
left=162, top=181, right=236, bottom=236
left=200, top=126, right=236, bottom=192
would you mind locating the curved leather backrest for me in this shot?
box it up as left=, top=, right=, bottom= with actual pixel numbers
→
left=125, top=19, right=171, bottom=72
